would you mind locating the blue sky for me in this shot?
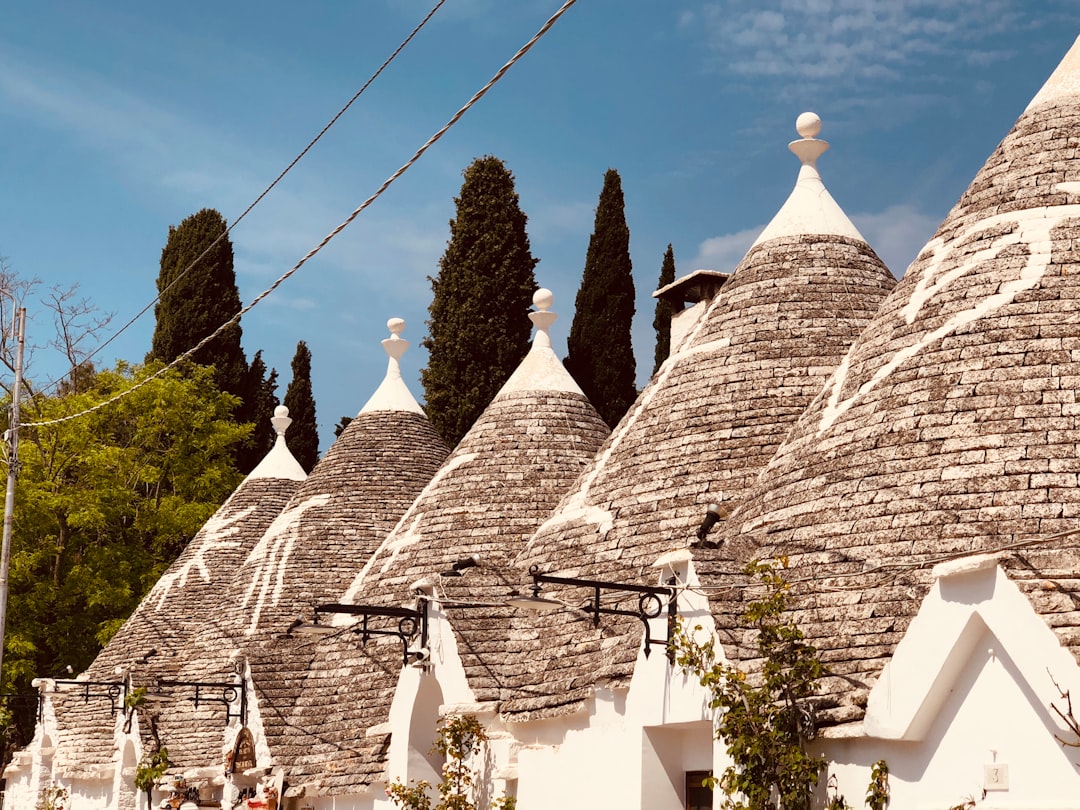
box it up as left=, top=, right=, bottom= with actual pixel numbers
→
left=2, top=1, right=1079, bottom=453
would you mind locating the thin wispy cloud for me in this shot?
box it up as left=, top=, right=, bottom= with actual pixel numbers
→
left=689, top=225, right=765, bottom=272
left=689, top=202, right=939, bottom=278
left=529, top=200, right=595, bottom=240
left=851, top=204, right=940, bottom=277
left=0, top=46, right=456, bottom=298
left=683, top=0, right=1028, bottom=85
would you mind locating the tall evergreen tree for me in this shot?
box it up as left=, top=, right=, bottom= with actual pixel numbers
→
left=652, top=244, right=676, bottom=375
left=283, top=340, right=319, bottom=473
left=235, top=350, right=279, bottom=473
left=422, top=156, right=538, bottom=447
left=564, top=168, right=637, bottom=427
left=148, top=208, right=248, bottom=399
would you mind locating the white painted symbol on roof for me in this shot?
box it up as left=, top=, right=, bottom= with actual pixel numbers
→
left=818, top=204, right=1080, bottom=434
left=150, top=505, right=257, bottom=610
left=240, top=494, right=332, bottom=634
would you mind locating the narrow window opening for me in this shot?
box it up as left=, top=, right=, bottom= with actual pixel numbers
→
left=685, top=770, right=712, bottom=810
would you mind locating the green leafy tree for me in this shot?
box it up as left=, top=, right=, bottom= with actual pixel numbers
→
left=283, top=341, right=319, bottom=472
left=3, top=362, right=246, bottom=715
left=422, top=156, right=538, bottom=447
left=236, top=350, right=278, bottom=473
left=387, top=715, right=515, bottom=810
left=674, top=559, right=827, bottom=810
left=147, top=208, right=248, bottom=399
left=333, top=416, right=353, bottom=438
left=652, top=244, right=676, bottom=375
left=564, top=169, right=636, bottom=427
left=134, top=746, right=170, bottom=807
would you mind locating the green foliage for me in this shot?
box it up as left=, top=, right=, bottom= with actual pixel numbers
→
left=235, top=350, right=279, bottom=474
left=36, top=781, right=69, bottom=810
left=866, top=760, right=889, bottom=810
left=564, top=168, right=637, bottom=428
left=674, top=558, right=826, bottom=810
left=422, top=156, right=538, bottom=447
left=124, top=686, right=147, bottom=712
left=825, top=766, right=891, bottom=810
left=825, top=779, right=850, bottom=810
left=283, top=340, right=319, bottom=472
left=334, top=416, right=353, bottom=438
left=3, top=362, right=245, bottom=700
left=134, top=746, right=170, bottom=796
left=652, top=244, right=676, bottom=375
left=148, top=209, right=248, bottom=400
left=386, top=715, right=514, bottom=810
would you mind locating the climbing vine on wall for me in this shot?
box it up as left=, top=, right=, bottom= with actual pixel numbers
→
left=386, top=715, right=515, bottom=810
left=674, top=558, right=827, bottom=810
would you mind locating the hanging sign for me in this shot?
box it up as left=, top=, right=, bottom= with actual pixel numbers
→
left=229, top=727, right=257, bottom=774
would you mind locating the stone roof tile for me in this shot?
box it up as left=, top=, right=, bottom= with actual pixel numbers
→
left=49, top=458, right=304, bottom=774
left=500, top=118, right=896, bottom=718
left=715, top=36, right=1080, bottom=728
left=276, top=293, right=610, bottom=796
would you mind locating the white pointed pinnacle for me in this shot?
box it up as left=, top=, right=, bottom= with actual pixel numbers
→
left=382, top=317, right=410, bottom=362
left=358, top=316, right=423, bottom=415
left=529, top=288, right=557, bottom=350
left=789, top=111, right=829, bottom=167
left=270, top=405, right=292, bottom=437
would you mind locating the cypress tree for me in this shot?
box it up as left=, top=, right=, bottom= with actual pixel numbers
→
left=148, top=208, right=248, bottom=399
left=652, top=244, right=676, bottom=375
left=235, top=350, right=279, bottom=473
left=422, top=156, right=538, bottom=447
left=564, top=169, right=637, bottom=427
left=283, top=340, right=319, bottom=473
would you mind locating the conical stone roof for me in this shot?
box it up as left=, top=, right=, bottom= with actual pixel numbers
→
left=277, top=290, right=611, bottom=797
left=145, top=319, right=451, bottom=773
left=503, top=114, right=897, bottom=718
left=718, top=34, right=1080, bottom=728
left=44, top=408, right=306, bottom=777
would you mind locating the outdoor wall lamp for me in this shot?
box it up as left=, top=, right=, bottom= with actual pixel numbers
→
left=153, top=660, right=247, bottom=726
left=695, top=502, right=730, bottom=546
left=441, top=554, right=480, bottom=577
left=507, top=565, right=677, bottom=661
left=288, top=602, right=429, bottom=666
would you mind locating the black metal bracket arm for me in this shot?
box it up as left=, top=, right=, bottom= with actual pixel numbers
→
left=293, top=602, right=429, bottom=666
left=526, top=566, right=677, bottom=662
left=49, top=680, right=127, bottom=715
left=156, top=660, right=247, bottom=726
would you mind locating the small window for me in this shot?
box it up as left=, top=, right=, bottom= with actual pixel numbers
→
left=685, top=770, right=713, bottom=810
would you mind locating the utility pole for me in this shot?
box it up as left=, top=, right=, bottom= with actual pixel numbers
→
left=0, top=307, right=26, bottom=683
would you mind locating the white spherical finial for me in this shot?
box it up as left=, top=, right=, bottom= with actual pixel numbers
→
left=270, top=405, right=292, bottom=437
left=795, top=111, right=821, bottom=139
left=533, top=288, right=554, bottom=310
left=387, top=317, right=406, bottom=335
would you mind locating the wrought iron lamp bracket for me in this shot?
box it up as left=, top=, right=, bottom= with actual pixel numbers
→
left=313, top=602, right=429, bottom=666
left=50, top=680, right=127, bottom=714
left=527, top=566, right=677, bottom=662
left=156, top=660, right=247, bottom=726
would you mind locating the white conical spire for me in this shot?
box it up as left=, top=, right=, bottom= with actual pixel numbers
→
left=498, top=288, right=584, bottom=396
left=247, top=405, right=307, bottom=481
left=750, top=112, right=866, bottom=248
left=1026, top=33, right=1080, bottom=111
left=359, top=318, right=425, bottom=415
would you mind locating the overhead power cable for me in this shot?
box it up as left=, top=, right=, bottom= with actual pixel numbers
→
left=23, top=0, right=579, bottom=429
left=27, top=0, right=447, bottom=402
